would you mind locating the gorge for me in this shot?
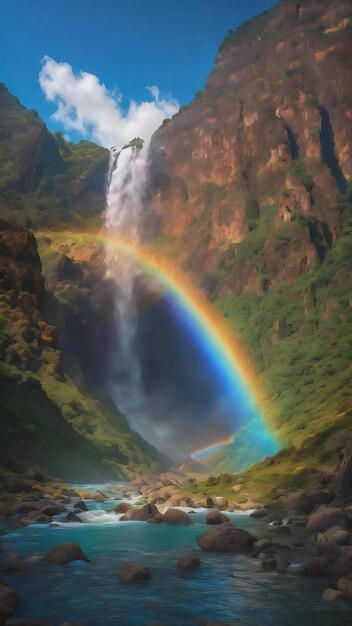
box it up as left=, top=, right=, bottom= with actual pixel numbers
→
left=0, top=0, right=352, bottom=623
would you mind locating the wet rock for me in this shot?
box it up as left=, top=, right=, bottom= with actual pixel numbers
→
left=287, top=489, right=333, bottom=513
left=322, top=588, right=344, bottom=602
left=26, top=510, right=52, bottom=524
left=0, top=584, right=20, bottom=609
left=163, top=509, right=192, bottom=525
left=1, top=553, right=28, bottom=573
left=74, top=500, right=88, bottom=512
left=15, top=502, right=41, bottom=515
left=271, top=519, right=283, bottom=526
left=197, top=527, right=256, bottom=553
left=114, top=502, right=132, bottom=514
left=337, top=574, right=352, bottom=600
left=250, top=509, right=267, bottom=518
left=253, top=538, right=272, bottom=553
left=268, top=525, right=291, bottom=537
left=321, top=527, right=349, bottom=546
left=261, top=553, right=288, bottom=572
left=39, top=504, right=66, bottom=517
left=91, top=490, right=108, bottom=503
left=42, top=542, right=89, bottom=564
left=177, top=555, right=201, bottom=570
left=206, top=510, right=230, bottom=525
left=307, top=506, right=348, bottom=533
left=146, top=513, right=164, bottom=524
left=121, top=503, right=158, bottom=522
left=118, top=562, right=151, bottom=583
left=65, top=511, right=83, bottom=523
left=0, top=605, right=16, bottom=623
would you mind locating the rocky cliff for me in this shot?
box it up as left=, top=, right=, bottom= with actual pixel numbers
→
left=148, top=0, right=352, bottom=471
left=0, top=221, right=169, bottom=479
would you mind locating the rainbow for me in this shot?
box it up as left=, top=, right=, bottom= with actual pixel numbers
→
left=41, top=229, right=280, bottom=465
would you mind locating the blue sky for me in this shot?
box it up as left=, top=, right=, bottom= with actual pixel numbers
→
left=2, top=0, right=277, bottom=141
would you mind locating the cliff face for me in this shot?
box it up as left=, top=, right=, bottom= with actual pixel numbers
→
left=148, top=0, right=352, bottom=469
left=149, top=0, right=351, bottom=291
left=0, top=221, right=169, bottom=479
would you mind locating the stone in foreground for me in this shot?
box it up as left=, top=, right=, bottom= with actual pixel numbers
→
left=163, top=509, right=192, bottom=525
left=197, top=527, right=257, bottom=552
left=42, top=542, right=89, bottom=564
left=206, top=509, right=230, bottom=525
left=177, top=555, right=201, bottom=570
left=118, top=562, right=151, bottom=583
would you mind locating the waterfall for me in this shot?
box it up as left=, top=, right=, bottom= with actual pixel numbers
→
left=104, top=140, right=148, bottom=421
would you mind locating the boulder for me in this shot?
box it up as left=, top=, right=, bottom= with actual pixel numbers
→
left=74, top=500, right=88, bottom=512
left=337, top=574, right=352, bottom=600
left=197, top=527, right=256, bottom=553
left=261, top=553, right=288, bottom=572
left=253, top=538, right=272, bottom=552
left=163, top=509, right=192, bottom=525
left=39, top=504, right=66, bottom=517
left=146, top=513, right=164, bottom=524
left=26, top=512, right=51, bottom=524
left=250, top=509, right=267, bottom=518
left=212, top=497, right=228, bottom=510
left=15, top=502, right=41, bottom=515
left=0, top=605, right=16, bottom=623
left=322, top=527, right=349, bottom=546
left=114, top=502, right=132, bottom=514
left=177, top=555, right=201, bottom=570
left=91, top=490, right=108, bottom=503
left=322, top=588, right=344, bottom=602
left=1, top=553, right=28, bottom=573
left=307, top=506, right=348, bottom=533
left=65, top=511, right=83, bottom=523
left=0, top=582, right=20, bottom=610
left=118, top=562, right=151, bottom=583
left=120, top=503, right=158, bottom=522
left=42, top=542, right=89, bottom=564
left=288, top=489, right=333, bottom=513
left=206, top=510, right=230, bottom=525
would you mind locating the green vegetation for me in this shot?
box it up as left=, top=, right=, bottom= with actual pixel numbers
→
left=0, top=84, right=109, bottom=228
left=213, top=197, right=352, bottom=471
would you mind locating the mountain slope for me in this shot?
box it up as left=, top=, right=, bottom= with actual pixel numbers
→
left=0, top=220, right=170, bottom=479
left=148, top=0, right=352, bottom=471
left=0, top=83, right=109, bottom=228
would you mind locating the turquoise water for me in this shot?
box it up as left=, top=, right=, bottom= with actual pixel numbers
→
left=2, top=498, right=351, bottom=625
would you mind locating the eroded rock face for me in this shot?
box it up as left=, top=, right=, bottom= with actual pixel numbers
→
left=149, top=0, right=351, bottom=293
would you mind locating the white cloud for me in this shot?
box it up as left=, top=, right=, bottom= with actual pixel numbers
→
left=39, top=57, right=179, bottom=148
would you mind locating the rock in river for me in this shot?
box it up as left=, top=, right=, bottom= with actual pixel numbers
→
left=118, top=562, right=151, bottom=583
left=197, top=527, right=256, bottom=552
left=42, top=542, right=89, bottom=564
left=163, top=509, right=192, bottom=525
